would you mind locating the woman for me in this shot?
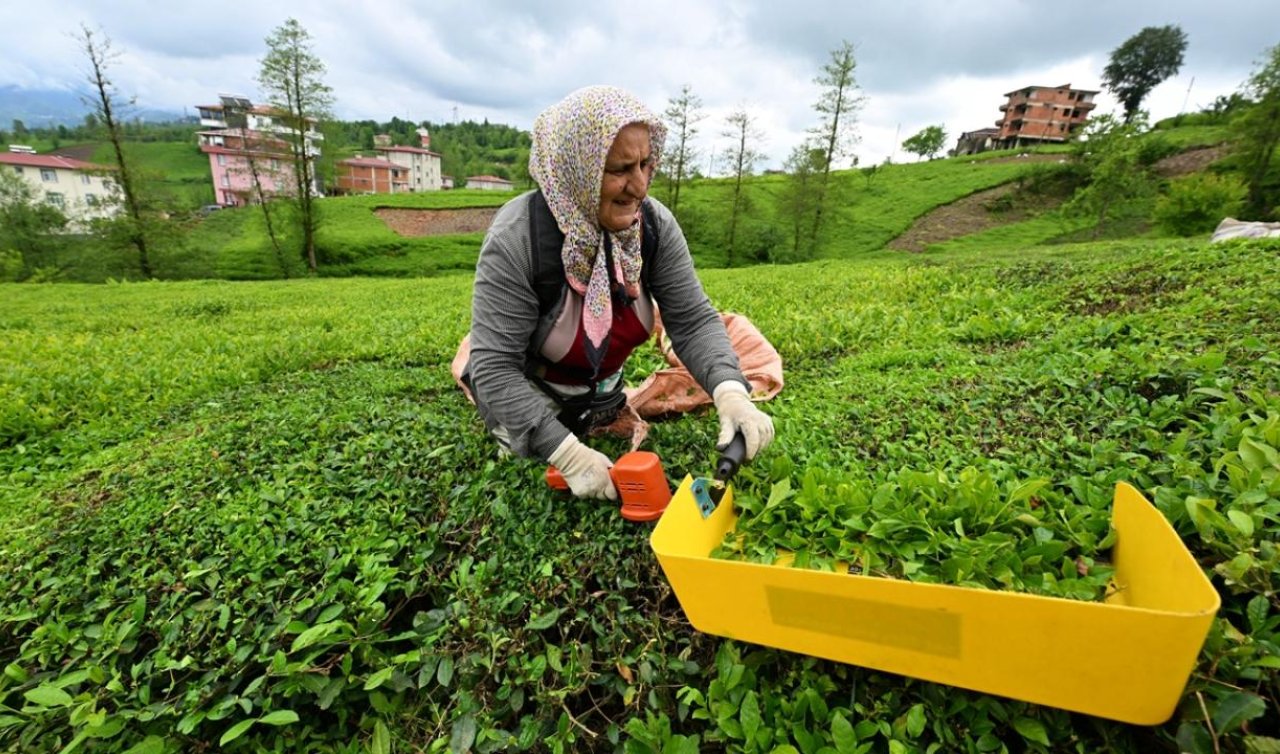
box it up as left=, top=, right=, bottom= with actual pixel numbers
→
left=465, top=85, right=774, bottom=500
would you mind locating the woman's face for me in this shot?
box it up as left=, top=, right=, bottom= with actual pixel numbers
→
left=597, top=123, right=654, bottom=232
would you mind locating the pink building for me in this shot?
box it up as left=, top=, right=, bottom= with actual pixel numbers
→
left=198, top=129, right=294, bottom=206
left=195, top=94, right=323, bottom=206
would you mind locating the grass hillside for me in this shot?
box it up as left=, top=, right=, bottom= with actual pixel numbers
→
left=117, top=145, right=1069, bottom=282
left=2, top=235, right=1278, bottom=752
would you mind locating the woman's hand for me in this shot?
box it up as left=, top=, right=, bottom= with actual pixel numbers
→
left=713, top=382, right=775, bottom=460
left=548, top=435, right=618, bottom=500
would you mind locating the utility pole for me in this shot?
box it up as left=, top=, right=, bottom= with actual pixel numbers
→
left=1180, top=76, right=1195, bottom=114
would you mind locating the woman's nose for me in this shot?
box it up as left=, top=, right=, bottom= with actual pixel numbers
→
left=626, top=165, right=650, bottom=194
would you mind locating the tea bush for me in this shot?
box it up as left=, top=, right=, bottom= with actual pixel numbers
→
left=1, top=238, right=1278, bottom=752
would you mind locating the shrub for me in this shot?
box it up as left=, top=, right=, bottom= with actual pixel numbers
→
left=1154, top=173, right=1248, bottom=236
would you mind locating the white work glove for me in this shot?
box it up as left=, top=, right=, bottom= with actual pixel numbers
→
left=548, top=434, right=618, bottom=501
left=712, top=381, right=775, bottom=460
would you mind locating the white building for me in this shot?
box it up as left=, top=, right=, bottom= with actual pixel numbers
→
left=465, top=174, right=515, bottom=191
left=0, top=147, right=119, bottom=227
left=377, top=146, right=443, bottom=192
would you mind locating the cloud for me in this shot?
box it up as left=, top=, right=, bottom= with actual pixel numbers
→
left=1, top=0, right=1274, bottom=168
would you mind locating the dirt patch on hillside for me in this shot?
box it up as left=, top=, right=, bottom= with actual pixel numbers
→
left=1153, top=145, right=1230, bottom=176
left=887, top=184, right=1062, bottom=253
left=887, top=145, right=1230, bottom=252
left=375, top=206, right=500, bottom=236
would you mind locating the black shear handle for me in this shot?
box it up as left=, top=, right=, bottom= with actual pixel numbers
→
left=715, top=431, right=747, bottom=483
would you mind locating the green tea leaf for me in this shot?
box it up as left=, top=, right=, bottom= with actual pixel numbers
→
left=831, top=712, right=858, bottom=754
left=364, top=667, right=394, bottom=691
left=370, top=720, right=390, bottom=754
left=219, top=719, right=255, bottom=746
left=121, top=736, right=166, bottom=754
left=1211, top=692, right=1267, bottom=733
left=24, top=684, right=73, bottom=707
left=259, top=710, right=300, bottom=726
left=291, top=621, right=346, bottom=653
left=1227, top=510, right=1254, bottom=537
left=740, top=690, right=761, bottom=744
left=437, top=656, right=454, bottom=687
left=450, top=713, right=477, bottom=753
left=525, top=609, right=562, bottom=631
left=1247, top=595, right=1269, bottom=634
left=906, top=703, right=926, bottom=738
left=1013, top=716, right=1050, bottom=746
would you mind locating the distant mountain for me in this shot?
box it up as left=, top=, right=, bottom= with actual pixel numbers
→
left=0, top=85, right=185, bottom=129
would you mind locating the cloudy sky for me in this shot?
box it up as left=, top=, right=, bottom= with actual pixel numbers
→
left=2, top=0, right=1276, bottom=170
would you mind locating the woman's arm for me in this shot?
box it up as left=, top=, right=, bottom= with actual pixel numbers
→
left=643, top=197, right=748, bottom=394
left=468, top=197, right=572, bottom=460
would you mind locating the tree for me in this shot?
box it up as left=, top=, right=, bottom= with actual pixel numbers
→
left=719, top=107, right=765, bottom=267
left=808, top=40, right=865, bottom=247
left=0, top=167, right=68, bottom=276
left=780, top=142, right=824, bottom=260
left=258, top=18, right=333, bottom=272
left=1064, top=113, right=1158, bottom=237
left=662, top=84, right=704, bottom=213
left=1102, top=25, right=1189, bottom=123
left=76, top=25, right=153, bottom=277
left=902, top=125, right=948, bottom=161
left=1237, top=43, right=1280, bottom=217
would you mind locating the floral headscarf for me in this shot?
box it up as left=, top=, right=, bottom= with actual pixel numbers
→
left=529, top=85, right=667, bottom=375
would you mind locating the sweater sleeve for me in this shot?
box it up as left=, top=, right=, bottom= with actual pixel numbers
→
left=643, top=197, right=749, bottom=395
left=468, top=194, right=572, bottom=460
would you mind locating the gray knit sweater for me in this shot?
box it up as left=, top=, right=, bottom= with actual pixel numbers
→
left=468, top=191, right=747, bottom=460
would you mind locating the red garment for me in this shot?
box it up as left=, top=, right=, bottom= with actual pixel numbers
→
left=540, top=297, right=651, bottom=384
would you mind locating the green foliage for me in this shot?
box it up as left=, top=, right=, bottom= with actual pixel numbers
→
left=902, top=125, right=948, bottom=161
left=1154, top=173, right=1247, bottom=236
left=0, top=167, right=68, bottom=278
left=1102, top=25, right=1189, bottom=121
left=1064, top=114, right=1160, bottom=236
left=662, top=84, right=705, bottom=213
left=2, top=238, right=1279, bottom=752
left=1237, top=43, right=1280, bottom=217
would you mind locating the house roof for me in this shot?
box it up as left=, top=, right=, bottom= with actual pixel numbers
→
left=0, top=152, right=104, bottom=170
left=467, top=174, right=513, bottom=183
left=377, top=145, right=442, bottom=157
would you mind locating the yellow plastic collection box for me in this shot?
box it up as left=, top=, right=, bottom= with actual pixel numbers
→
left=650, top=478, right=1220, bottom=725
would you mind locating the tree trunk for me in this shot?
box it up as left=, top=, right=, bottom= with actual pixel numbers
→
left=81, top=27, right=151, bottom=278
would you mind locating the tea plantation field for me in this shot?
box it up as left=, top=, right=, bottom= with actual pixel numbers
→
left=1, top=237, right=1278, bottom=753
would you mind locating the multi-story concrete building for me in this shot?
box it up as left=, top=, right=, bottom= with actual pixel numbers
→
left=376, top=129, right=443, bottom=192
left=0, top=146, right=119, bottom=227
left=195, top=94, right=324, bottom=206
left=333, top=155, right=409, bottom=194
left=995, top=84, right=1097, bottom=148
left=196, top=128, right=296, bottom=207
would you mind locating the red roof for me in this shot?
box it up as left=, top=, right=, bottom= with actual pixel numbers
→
left=0, top=152, right=102, bottom=170
left=467, top=174, right=513, bottom=183
left=377, top=145, right=442, bottom=157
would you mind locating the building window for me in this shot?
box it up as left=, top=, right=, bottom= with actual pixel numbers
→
left=85, top=193, right=98, bottom=206
left=221, top=174, right=231, bottom=187
left=46, top=192, right=65, bottom=208
left=81, top=173, right=91, bottom=184
left=41, top=169, right=57, bottom=182
left=12, top=166, right=22, bottom=175
left=217, top=154, right=226, bottom=166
